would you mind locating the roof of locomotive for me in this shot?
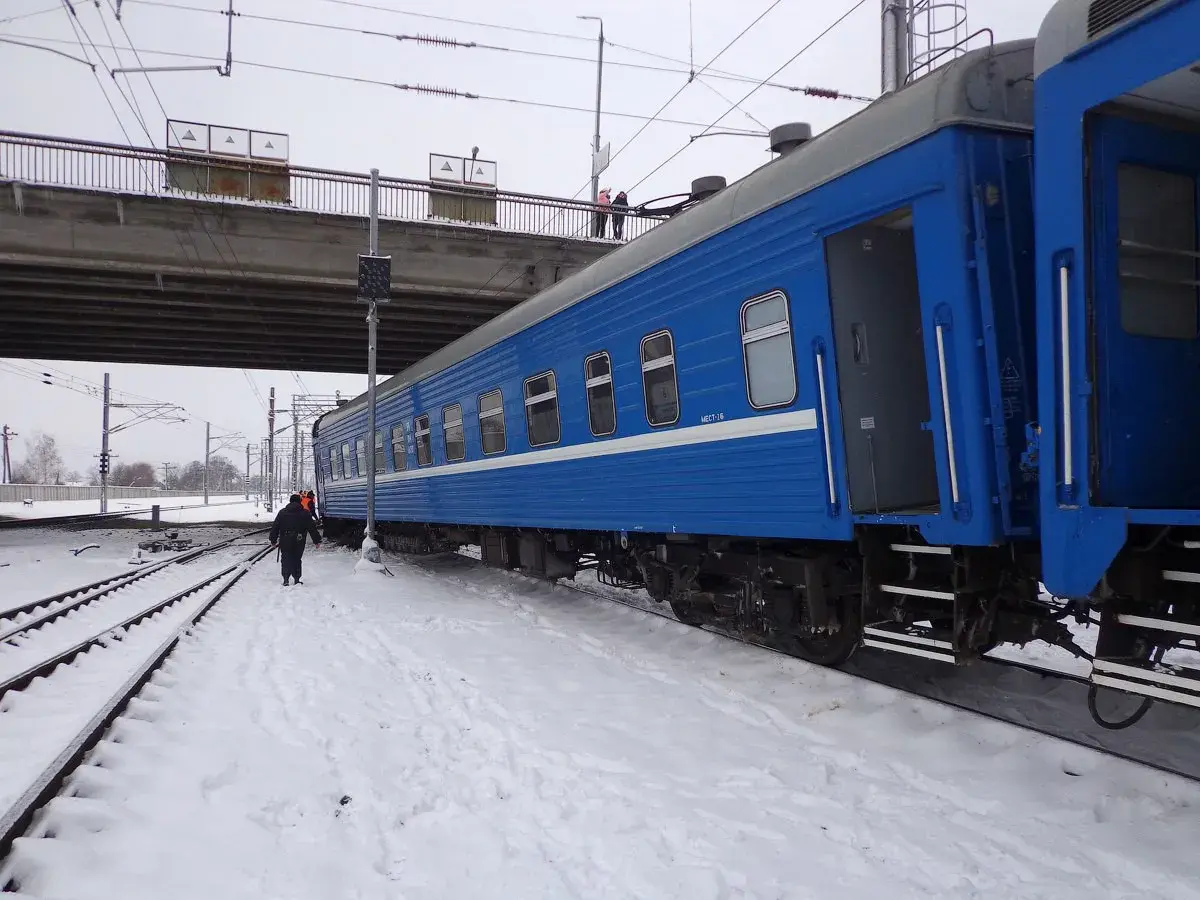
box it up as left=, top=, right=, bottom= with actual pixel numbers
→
left=1034, top=0, right=1173, bottom=77
left=322, top=38, right=1035, bottom=429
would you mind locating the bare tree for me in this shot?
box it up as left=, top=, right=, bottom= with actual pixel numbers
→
left=111, top=461, right=158, bottom=488
left=16, top=433, right=67, bottom=485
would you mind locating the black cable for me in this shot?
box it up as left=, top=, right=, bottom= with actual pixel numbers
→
left=0, top=4, right=61, bottom=27
left=462, top=0, right=795, bottom=309
left=1087, top=646, right=1164, bottom=730
left=121, top=0, right=871, bottom=101
left=2, top=33, right=764, bottom=134
left=627, top=0, right=871, bottom=195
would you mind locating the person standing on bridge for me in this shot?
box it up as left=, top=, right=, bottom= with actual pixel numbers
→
left=611, top=190, right=629, bottom=241
left=270, top=493, right=322, bottom=586
left=594, top=187, right=612, bottom=239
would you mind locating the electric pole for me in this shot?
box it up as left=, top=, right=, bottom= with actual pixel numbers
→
left=98, top=372, right=111, bottom=513
left=292, top=396, right=300, bottom=491
left=578, top=15, right=604, bottom=205
left=203, top=421, right=211, bottom=505
left=1, top=425, right=16, bottom=484
left=356, top=168, right=390, bottom=563
left=245, top=443, right=251, bottom=500
left=266, top=388, right=276, bottom=513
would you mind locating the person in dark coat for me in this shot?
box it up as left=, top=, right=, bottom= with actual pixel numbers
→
left=270, top=493, right=322, bottom=586
left=611, top=190, right=629, bottom=240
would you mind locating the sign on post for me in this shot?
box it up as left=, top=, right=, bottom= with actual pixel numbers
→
left=357, top=254, right=392, bottom=304
left=165, top=118, right=291, bottom=203
left=428, top=152, right=499, bottom=225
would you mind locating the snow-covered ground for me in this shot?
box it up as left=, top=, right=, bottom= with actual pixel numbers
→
left=0, top=526, right=263, bottom=615
left=4, top=546, right=1199, bottom=899
left=0, top=496, right=271, bottom=524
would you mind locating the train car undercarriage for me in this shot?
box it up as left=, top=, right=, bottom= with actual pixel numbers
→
left=322, top=517, right=1087, bottom=671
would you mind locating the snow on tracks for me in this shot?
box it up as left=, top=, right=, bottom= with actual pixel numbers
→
left=0, top=545, right=270, bottom=891
left=5, top=547, right=1200, bottom=899
left=0, top=545, right=250, bottom=687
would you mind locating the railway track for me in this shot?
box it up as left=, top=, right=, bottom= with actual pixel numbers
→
left=0, top=540, right=272, bottom=885
left=0, top=500, right=251, bottom=531
left=433, top=550, right=1200, bottom=785
left=0, top=528, right=268, bottom=629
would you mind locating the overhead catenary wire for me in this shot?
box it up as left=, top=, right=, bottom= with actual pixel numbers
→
left=0, top=4, right=62, bottom=27
left=628, top=0, right=873, bottom=196
left=0, top=33, right=767, bottom=134
left=54, top=2, right=218, bottom=273
left=118, top=0, right=874, bottom=102
left=463, top=0, right=795, bottom=303
left=8, top=7, right=319, bottom=417
left=61, top=2, right=340, bottom=395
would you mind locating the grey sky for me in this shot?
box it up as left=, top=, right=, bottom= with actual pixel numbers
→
left=0, top=0, right=1053, bottom=475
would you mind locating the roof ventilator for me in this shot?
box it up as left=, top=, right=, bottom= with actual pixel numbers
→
left=1086, top=0, right=1162, bottom=38
left=769, top=122, right=813, bottom=157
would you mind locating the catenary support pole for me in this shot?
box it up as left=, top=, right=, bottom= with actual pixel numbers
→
left=579, top=16, right=604, bottom=204
left=245, top=443, right=251, bottom=500
left=292, top=399, right=300, bottom=492
left=99, top=372, right=111, bottom=514
left=365, top=167, right=381, bottom=559
left=267, top=388, right=275, bottom=513
left=203, top=421, right=211, bottom=505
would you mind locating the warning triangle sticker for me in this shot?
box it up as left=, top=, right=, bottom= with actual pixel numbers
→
left=476, top=166, right=484, bottom=175
left=182, top=129, right=196, bottom=141
left=440, top=161, right=453, bottom=171
left=224, top=135, right=235, bottom=143
left=265, top=140, right=274, bottom=149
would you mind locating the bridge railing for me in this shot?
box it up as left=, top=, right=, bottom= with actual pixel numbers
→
left=0, top=130, right=661, bottom=243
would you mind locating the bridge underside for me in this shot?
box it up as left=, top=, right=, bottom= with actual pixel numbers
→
left=0, top=260, right=513, bottom=373
left=0, top=183, right=613, bottom=374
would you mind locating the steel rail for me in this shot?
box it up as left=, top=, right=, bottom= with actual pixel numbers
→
left=0, top=546, right=271, bottom=881
left=0, top=528, right=269, bottom=638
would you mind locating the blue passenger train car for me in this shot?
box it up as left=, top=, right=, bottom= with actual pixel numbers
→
left=317, top=39, right=1045, bottom=668
left=316, top=0, right=1200, bottom=717
left=1035, top=0, right=1200, bottom=708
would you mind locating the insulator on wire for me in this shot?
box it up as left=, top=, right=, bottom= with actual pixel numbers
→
left=396, top=83, right=478, bottom=99
left=802, top=86, right=841, bottom=99
left=397, top=33, right=476, bottom=49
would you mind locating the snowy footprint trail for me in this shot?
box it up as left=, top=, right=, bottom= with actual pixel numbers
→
left=8, top=547, right=1200, bottom=899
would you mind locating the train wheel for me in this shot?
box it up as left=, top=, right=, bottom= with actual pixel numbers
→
left=668, top=597, right=709, bottom=627
left=786, top=596, right=861, bottom=667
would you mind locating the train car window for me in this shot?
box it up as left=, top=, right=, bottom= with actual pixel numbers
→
left=1117, top=164, right=1198, bottom=339
left=341, top=442, right=353, bottom=478
left=443, top=404, right=466, bottom=462
left=414, top=415, right=433, bottom=466
left=390, top=423, right=407, bottom=472
left=584, top=352, right=617, bottom=436
left=329, top=448, right=340, bottom=481
left=741, top=291, right=797, bottom=408
left=524, top=371, right=561, bottom=447
left=355, top=438, right=368, bottom=477
left=640, top=330, right=680, bottom=426
left=479, top=390, right=507, bottom=455
left=374, top=431, right=386, bottom=474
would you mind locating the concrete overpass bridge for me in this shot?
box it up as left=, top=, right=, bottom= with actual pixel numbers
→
left=0, top=131, right=661, bottom=373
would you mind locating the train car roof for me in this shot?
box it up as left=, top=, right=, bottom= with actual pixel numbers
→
left=1034, top=0, right=1174, bottom=77
left=323, top=38, right=1035, bottom=429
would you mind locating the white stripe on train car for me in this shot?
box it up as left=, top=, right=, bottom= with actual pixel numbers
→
left=325, top=408, right=818, bottom=487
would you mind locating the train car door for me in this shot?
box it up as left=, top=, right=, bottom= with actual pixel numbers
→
left=1089, top=115, right=1200, bottom=510
left=823, top=207, right=940, bottom=514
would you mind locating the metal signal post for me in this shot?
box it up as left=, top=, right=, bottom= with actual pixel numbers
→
left=358, top=168, right=391, bottom=563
